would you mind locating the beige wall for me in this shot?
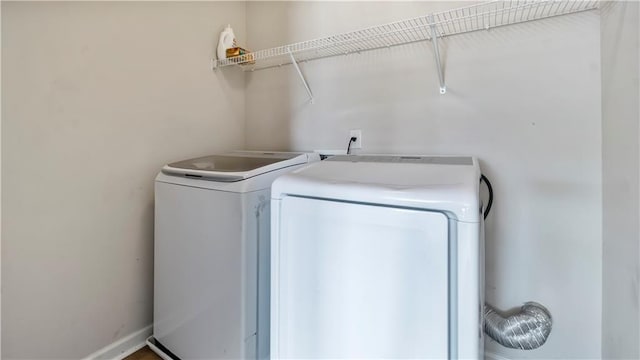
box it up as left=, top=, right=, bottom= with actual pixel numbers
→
left=1, top=2, right=246, bottom=358
left=601, top=1, right=640, bottom=359
left=5, top=2, right=638, bottom=359
left=245, top=2, right=602, bottom=359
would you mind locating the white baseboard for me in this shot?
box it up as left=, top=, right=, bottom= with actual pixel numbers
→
left=81, top=326, right=505, bottom=360
left=82, top=324, right=153, bottom=360
left=485, top=350, right=513, bottom=360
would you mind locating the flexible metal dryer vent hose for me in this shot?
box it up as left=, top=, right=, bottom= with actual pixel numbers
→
left=484, top=302, right=552, bottom=350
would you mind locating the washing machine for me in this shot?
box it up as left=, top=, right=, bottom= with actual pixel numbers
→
left=148, top=151, right=320, bottom=360
left=270, top=155, right=484, bottom=360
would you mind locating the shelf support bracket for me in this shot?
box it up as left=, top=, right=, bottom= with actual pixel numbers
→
left=428, top=15, right=447, bottom=95
left=287, top=49, right=314, bottom=104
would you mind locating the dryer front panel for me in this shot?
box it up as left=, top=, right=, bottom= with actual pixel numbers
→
left=271, top=196, right=449, bottom=359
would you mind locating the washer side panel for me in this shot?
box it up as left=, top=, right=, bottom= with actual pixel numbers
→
left=154, top=181, right=243, bottom=359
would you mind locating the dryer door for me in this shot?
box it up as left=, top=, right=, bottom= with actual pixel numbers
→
left=271, top=196, right=450, bottom=359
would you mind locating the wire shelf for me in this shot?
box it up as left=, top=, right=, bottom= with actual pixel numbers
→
left=215, top=0, right=598, bottom=71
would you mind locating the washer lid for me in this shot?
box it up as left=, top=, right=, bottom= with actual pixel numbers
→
left=162, top=151, right=314, bottom=182
left=272, top=154, right=482, bottom=223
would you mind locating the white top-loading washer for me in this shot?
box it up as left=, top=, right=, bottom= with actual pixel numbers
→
left=270, top=155, right=484, bottom=360
left=150, top=151, right=319, bottom=360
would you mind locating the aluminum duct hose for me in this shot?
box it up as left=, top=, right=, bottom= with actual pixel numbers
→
left=484, top=302, right=552, bottom=350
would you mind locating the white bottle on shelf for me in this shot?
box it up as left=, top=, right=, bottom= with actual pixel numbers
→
left=217, top=24, right=236, bottom=60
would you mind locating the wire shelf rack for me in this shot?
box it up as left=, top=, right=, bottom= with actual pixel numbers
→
left=215, top=0, right=598, bottom=71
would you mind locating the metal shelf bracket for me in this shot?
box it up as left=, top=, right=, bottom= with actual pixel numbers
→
left=428, top=15, right=446, bottom=95
left=287, top=48, right=314, bottom=104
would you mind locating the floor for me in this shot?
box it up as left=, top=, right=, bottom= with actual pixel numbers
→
left=125, top=346, right=161, bottom=360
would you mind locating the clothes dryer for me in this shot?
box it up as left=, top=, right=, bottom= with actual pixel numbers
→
left=270, top=155, right=484, bottom=360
